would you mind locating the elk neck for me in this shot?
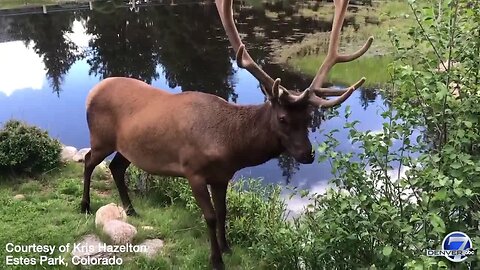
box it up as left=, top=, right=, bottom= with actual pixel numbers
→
left=226, top=101, right=284, bottom=169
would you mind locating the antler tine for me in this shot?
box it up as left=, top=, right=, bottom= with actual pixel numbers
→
left=307, top=0, right=374, bottom=105
left=215, top=0, right=282, bottom=98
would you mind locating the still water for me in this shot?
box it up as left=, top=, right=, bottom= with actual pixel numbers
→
left=0, top=0, right=390, bottom=196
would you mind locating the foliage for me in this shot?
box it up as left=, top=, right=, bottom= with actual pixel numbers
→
left=0, top=120, right=61, bottom=176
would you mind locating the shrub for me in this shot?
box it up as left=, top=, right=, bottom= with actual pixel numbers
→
left=0, top=120, right=61, bottom=175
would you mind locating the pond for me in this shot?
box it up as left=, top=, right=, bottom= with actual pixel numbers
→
left=0, top=0, right=393, bottom=197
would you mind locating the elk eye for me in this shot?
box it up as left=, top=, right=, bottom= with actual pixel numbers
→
left=279, top=116, right=287, bottom=124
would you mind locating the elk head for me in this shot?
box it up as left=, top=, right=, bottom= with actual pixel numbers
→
left=215, top=0, right=373, bottom=164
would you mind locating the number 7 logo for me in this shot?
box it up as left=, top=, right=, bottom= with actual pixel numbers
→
left=442, top=232, right=473, bottom=262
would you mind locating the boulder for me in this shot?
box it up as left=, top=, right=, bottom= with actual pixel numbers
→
left=60, top=146, right=77, bottom=162
left=95, top=203, right=127, bottom=229
left=137, top=239, right=164, bottom=258
left=13, top=194, right=26, bottom=201
left=72, top=148, right=91, bottom=162
left=103, top=220, right=137, bottom=245
left=71, top=234, right=112, bottom=259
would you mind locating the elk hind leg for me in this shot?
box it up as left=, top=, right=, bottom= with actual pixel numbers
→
left=109, top=152, right=137, bottom=216
left=81, top=148, right=112, bottom=213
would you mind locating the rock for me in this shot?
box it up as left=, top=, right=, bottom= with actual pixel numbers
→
left=71, top=234, right=112, bottom=259
left=137, top=239, right=164, bottom=258
left=103, top=220, right=137, bottom=245
left=13, top=194, right=25, bottom=200
left=95, top=203, right=127, bottom=229
left=435, top=60, right=460, bottom=73
left=60, top=146, right=77, bottom=162
left=93, top=161, right=110, bottom=180
left=448, top=81, right=461, bottom=98
left=72, top=148, right=91, bottom=162
left=97, top=161, right=108, bottom=171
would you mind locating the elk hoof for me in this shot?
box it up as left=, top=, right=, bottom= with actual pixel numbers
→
left=211, top=255, right=224, bottom=270
left=80, top=201, right=91, bottom=214
left=126, top=208, right=139, bottom=217
left=221, top=245, right=231, bottom=254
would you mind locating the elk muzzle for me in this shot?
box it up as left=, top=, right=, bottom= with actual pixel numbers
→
left=296, top=148, right=315, bottom=164
left=286, top=140, right=315, bottom=164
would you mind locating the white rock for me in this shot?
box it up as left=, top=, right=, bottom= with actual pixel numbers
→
left=103, top=220, right=137, bottom=245
left=71, top=234, right=112, bottom=259
left=435, top=60, right=460, bottom=73
left=13, top=194, right=25, bottom=200
left=95, top=203, right=127, bottom=229
left=72, top=148, right=91, bottom=162
left=97, top=161, right=108, bottom=170
left=137, top=239, right=164, bottom=258
left=60, top=146, right=77, bottom=162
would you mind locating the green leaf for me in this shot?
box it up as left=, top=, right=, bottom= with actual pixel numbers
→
left=454, top=188, right=463, bottom=197
left=383, top=246, right=393, bottom=257
left=451, top=162, right=462, bottom=169
left=430, top=213, right=446, bottom=233
left=434, top=189, right=447, bottom=201
left=464, top=121, right=472, bottom=128
left=438, top=261, right=448, bottom=268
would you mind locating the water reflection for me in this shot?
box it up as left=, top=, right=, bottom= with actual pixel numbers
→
left=8, top=12, right=80, bottom=94
left=0, top=0, right=385, bottom=186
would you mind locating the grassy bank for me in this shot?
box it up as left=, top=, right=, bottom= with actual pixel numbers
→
left=0, top=163, right=260, bottom=269
left=0, top=0, right=64, bottom=9
left=288, top=51, right=394, bottom=87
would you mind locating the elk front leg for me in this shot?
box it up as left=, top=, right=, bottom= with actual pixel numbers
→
left=211, top=182, right=231, bottom=253
left=188, top=176, right=224, bottom=270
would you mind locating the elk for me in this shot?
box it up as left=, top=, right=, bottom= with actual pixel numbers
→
left=81, top=0, right=373, bottom=268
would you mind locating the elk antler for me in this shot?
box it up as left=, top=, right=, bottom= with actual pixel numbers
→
left=215, top=0, right=285, bottom=99
left=216, top=0, right=373, bottom=108
left=306, top=0, right=374, bottom=107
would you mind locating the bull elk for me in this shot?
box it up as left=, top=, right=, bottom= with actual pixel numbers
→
left=81, top=0, right=373, bottom=268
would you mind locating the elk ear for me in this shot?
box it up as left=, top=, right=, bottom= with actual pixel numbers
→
left=264, top=78, right=282, bottom=102
left=272, top=78, right=282, bottom=99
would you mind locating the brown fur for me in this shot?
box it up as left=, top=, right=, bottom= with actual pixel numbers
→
left=86, top=77, right=286, bottom=180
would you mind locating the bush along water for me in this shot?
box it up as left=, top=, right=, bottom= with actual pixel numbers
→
left=124, top=1, right=478, bottom=269
left=0, top=120, right=61, bottom=175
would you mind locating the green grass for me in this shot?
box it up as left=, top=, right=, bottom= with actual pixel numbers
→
left=0, top=0, right=60, bottom=9
left=0, top=163, right=260, bottom=269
